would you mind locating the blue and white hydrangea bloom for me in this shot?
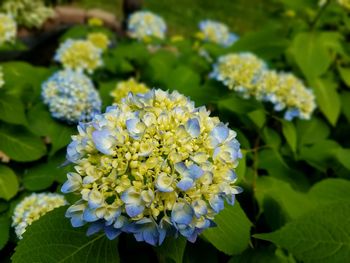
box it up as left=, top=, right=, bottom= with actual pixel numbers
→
left=12, top=193, right=67, bottom=239
left=41, top=69, right=101, bottom=124
left=210, top=53, right=316, bottom=120
left=199, top=20, right=238, bottom=47
left=62, top=89, right=242, bottom=246
left=127, top=11, right=167, bottom=40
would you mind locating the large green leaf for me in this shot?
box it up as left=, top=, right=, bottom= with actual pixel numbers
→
left=155, top=237, right=186, bottom=263
left=296, top=117, right=330, bottom=146
left=255, top=201, right=350, bottom=263
left=12, top=207, right=120, bottom=263
left=202, top=202, right=252, bottom=255
left=0, top=165, right=19, bottom=201
left=0, top=94, right=27, bottom=125
left=338, top=66, right=350, bottom=88
left=0, top=125, right=46, bottom=162
left=309, top=78, right=340, bottom=126
left=289, top=32, right=332, bottom=78
left=0, top=215, right=10, bottom=250
left=27, top=103, right=74, bottom=155
left=340, top=91, right=350, bottom=122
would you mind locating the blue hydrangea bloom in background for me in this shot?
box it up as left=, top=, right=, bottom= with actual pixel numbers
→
left=199, top=19, right=238, bottom=47
left=41, top=69, right=101, bottom=124
left=62, top=89, right=242, bottom=246
left=127, top=11, right=167, bottom=40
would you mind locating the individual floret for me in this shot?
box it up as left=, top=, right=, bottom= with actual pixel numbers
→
left=198, top=20, right=238, bottom=47
left=110, top=78, right=149, bottom=103
left=54, top=39, right=103, bottom=73
left=12, top=193, right=67, bottom=239
left=62, top=89, right=242, bottom=246
left=41, top=69, right=101, bottom=124
left=127, top=11, right=167, bottom=40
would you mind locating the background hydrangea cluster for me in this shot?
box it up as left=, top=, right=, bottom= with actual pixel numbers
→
left=210, top=52, right=316, bottom=120
left=62, top=90, right=242, bottom=245
left=0, top=13, right=16, bottom=45
left=12, top=193, right=66, bottom=239
left=41, top=69, right=101, bottom=124
left=198, top=20, right=238, bottom=47
left=127, top=11, right=167, bottom=40
left=110, top=78, right=149, bottom=103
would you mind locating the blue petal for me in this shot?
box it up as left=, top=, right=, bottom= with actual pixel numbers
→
left=105, top=226, right=121, bottom=240
left=92, top=129, right=115, bottom=155
left=185, top=118, right=200, bottom=138
left=187, top=164, right=204, bottom=179
left=86, top=222, right=104, bottom=236
left=83, top=208, right=99, bottom=222
left=66, top=141, right=80, bottom=162
left=209, top=195, right=224, bottom=213
left=174, top=162, right=188, bottom=176
left=125, top=203, right=145, bottom=217
left=210, top=124, right=229, bottom=146
left=70, top=216, right=85, bottom=227
left=177, top=177, right=194, bottom=191
left=171, top=202, right=194, bottom=225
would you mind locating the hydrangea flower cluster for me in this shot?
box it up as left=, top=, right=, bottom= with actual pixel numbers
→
left=210, top=53, right=316, bottom=120
left=0, top=66, right=4, bottom=88
left=110, top=78, right=149, bottom=103
left=87, top=32, right=110, bottom=51
left=127, top=11, right=167, bottom=40
left=1, top=0, right=54, bottom=28
left=42, top=69, right=102, bottom=124
left=210, top=53, right=267, bottom=98
left=54, top=39, right=103, bottom=73
left=0, top=13, right=17, bottom=45
left=12, top=193, right=67, bottom=239
left=88, top=17, right=104, bottom=27
left=62, top=89, right=242, bottom=246
left=198, top=20, right=238, bottom=47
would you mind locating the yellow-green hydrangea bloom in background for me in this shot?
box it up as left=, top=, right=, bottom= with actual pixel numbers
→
left=1, top=0, right=54, bottom=28
left=88, top=17, right=104, bottom=27
left=12, top=193, right=67, bottom=239
left=54, top=39, right=103, bottom=74
left=0, top=13, right=16, bottom=45
left=127, top=11, right=167, bottom=41
left=338, top=0, right=350, bottom=9
left=87, top=32, right=110, bottom=51
left=110, top=78, right=149, bottom=103
left=210, top=52, right=267, bottom=98
left=258, top=71, right=316, bottom=120
left=62, top=89, right=242, bottom=245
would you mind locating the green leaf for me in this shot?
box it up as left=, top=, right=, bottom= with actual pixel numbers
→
left=308, top=178, right=350, bottom=203
left=0, top=124, right=46, bottom=162
left=296, top=117, right=330, bottom=146
left=338, top=66, right=350, bottom=88
left=12, top=207, right=120, bottom=263
left=255, top=201, right=350, bottom=263
left=27, top=103, right=74, bottom=155
left=203, top=202, right=252, bottom=255
left=155, top=237, right=186, bottom=263
left=165, top=65, right=200, bottom=92
left=0, top=165, right=19, bottom=201
left=282, top=120, right=297, bottom=152
left=255, top=177, right=313, bottom=221
left=0, top=215, right=10, bottom=250
left=228, top=246, right=294, bottom=263
left=0, top=94, right=27, bottom=125
left=218, top=94, right=263, bottom=115
left=309, top=78, right=340, bottom=126
left=299, top=140, right=340, bottom=171
left=289, top=32, right=332, bottom=78
left=340, top=91, right=350, bottom=122
left=336, top=148, right=350, bottom=170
